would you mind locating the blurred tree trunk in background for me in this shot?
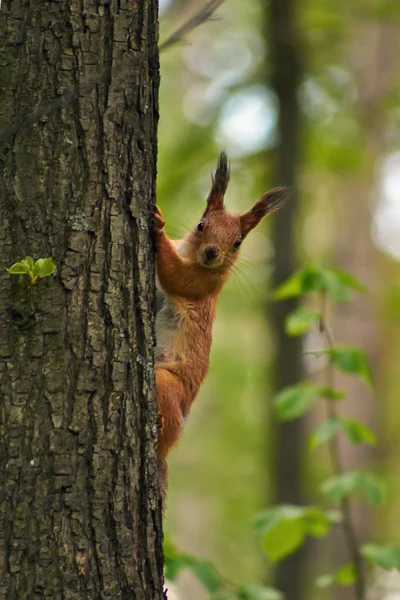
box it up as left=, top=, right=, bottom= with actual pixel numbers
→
left=0, top=1, right=164, bottom=598
left=267, top=1, right=308, bottom=599
left=330, top=21, right=399, bottom=600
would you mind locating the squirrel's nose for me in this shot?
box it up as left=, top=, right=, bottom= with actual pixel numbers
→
left=205, top=246, right=219, bottom=261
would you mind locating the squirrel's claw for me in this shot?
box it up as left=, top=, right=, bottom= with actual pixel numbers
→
left=151, top=205, right=165, bottom=232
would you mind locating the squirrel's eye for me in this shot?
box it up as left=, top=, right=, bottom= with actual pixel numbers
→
left=197, top=221, right=204, bottom=232
left=233, top=237, right=242, bottom=249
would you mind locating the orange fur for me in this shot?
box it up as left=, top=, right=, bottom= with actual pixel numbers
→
left=153, top=152, right=289, bottom=494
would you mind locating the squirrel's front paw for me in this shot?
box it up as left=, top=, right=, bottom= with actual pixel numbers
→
left=151, top=205, right=165, bottom=234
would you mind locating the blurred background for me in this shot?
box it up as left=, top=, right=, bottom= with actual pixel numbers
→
left=157, top=0, right=400, bottom=598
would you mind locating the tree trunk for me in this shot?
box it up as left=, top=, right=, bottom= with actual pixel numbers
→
left=329, top=21, right=399, bottom=600
left=267, top=1, right=308, bottom=599
left=0, top=1, right=164, bottom=598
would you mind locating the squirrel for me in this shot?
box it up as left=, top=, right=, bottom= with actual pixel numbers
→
left=152, top=151, right=289, bottom=496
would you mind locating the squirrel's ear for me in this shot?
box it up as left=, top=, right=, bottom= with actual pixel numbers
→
left=240, top=187, right=290, bottom=237
left=203, top=151, right=230, bottom=216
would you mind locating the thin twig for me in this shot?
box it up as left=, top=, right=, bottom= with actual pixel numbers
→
left=0, top=0, right=225, bottom=145
left=159, top=0, right=224, bottom=52
left=319, top=291, right=366, bottom=600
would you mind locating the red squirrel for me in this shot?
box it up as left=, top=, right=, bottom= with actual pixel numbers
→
left=152, top=152, right=288, bottom=493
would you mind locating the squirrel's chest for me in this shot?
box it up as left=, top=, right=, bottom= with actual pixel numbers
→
left=155, top=287, right=214, bottom=364
left=155, top=289, right=183, bottom=362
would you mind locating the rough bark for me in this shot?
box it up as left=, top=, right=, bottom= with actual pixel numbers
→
left=0, top=1, right=164, bottom=598
left=267, top=1, right=308, bottom=599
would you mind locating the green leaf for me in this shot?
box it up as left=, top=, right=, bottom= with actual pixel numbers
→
left=165, top=553, right=222, bottom=591
left=21, top=256, right=35, bottom=271
left=319, top=267, right=367, bottom=302
left=300, top=267, right=324, bottom=294
left=319, top=471, right=358, bottom=502
left=7, top=256, right=56, bottom=280
left=315, top=564, right=358, bottom=589
left=238, top=583, right=283, bottom=600
left=309, top=417, right=376, bottom=450
left=362, top=544, right=400, bottom=570
left=190, top=559, right=221, bottom=593
left=285, top=308, right=320, bottom=336
left=319, top=268, right=352, bottom=302
left=318, top=387, right=345, bottom=401
left=329, top=269, right=367, bottom=294
left=260, top=514, right=306, bottom=562
left=274, top=271, right=303, bottom=299
left=336, top=563, right=358, bottom=586
left=164, top=540, right=222, bottom=594
left=320, top=471, right=385, bottom=505
left=328, top=346, right=373, bottom=388
left=317, top=267, right=366, bottom=302
left=163, top=536, right=176, bottom=558
left=274, top=266, right=366, bottom=302
left=302, top=507, right=332, bottom=537
left=164, top=553, right=191, bottom=581
left=273, top=266, right=325, bottom=299
left=357, top=472, right=386, bottom=506
left=163, top=537, right=192, bottom=581
left=6, top=261, right=31, bottom=275
left=255, top=505, right=334, bottom=562
left=254, top=505, right=307, bottom=562
left=33, top=257, right=56, bottom=278
left=308, top=417, right=343, bottom=450
left=274, top=382, right=319, bottom=421
left=341, top=419, right=376, bottom=446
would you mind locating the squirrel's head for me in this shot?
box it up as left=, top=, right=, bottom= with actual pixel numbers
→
left=187, top=151, right=289, bottom=271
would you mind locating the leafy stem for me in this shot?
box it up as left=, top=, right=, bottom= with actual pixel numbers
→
left=319, top=291, right=366, bottom=600
left=6, top=256, right=56, bottom=287
left=164, top=534, right=283, bottom=599
left=262, top=266, right=390, bottom=593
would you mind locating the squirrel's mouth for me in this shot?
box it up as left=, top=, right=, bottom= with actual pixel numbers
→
left=202, top=260, right=219, bottom=269
left=200, top=256, right=225, bottom=270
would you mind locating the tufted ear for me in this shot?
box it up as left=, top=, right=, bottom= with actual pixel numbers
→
left=240, top=187, right=290, bottom=237
left=203, top=151, right=230, bottom=216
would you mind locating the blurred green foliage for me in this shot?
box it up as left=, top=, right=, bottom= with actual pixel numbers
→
left=157, top=0, right=400, bottom=598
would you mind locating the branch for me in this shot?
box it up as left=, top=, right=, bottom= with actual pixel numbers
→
left=159, top=0, right=224, bottom=52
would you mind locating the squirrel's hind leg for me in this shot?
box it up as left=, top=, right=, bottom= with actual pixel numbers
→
left=156, top=366, right=185, bottom=461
